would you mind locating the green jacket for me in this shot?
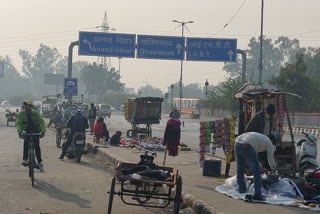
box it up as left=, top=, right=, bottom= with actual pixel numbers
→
left=16, top=109, right=46, bottom=133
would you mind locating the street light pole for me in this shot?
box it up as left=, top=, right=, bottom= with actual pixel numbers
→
left=259, top=0, right=264, bottom=84
left=205, top=79, right=209, bottom=101
left=171, top=84, right=174, bottom=110
left=118, top=57, right=121, bottom=77
left=173, top=20, right=193, bottom=114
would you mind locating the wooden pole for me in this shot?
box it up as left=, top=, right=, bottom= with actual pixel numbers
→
left=284, top=97, right=294, bottom=143
left=163, top=144, right=168, bottom=166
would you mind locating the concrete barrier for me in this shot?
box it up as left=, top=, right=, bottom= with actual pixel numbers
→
left=283, top=126, right=320, bottom=137
left=86, top=143, right=220, bottom=214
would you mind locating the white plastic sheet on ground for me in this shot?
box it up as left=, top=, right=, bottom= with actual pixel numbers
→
left=215, top=175, right=300, bottom=206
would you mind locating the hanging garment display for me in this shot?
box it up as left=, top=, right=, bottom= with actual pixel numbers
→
left=199, top=115, right=236, bottom=166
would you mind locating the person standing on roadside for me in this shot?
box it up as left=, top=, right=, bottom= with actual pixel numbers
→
left=88, top=103, right=97, bottom=135
left=163, top=111, right=181, bottom=157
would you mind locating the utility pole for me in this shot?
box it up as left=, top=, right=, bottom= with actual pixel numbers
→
left=259, top=0, right=264, bottom=84
left=171, top=84, right=174, bottom=110
left=118, top=57, right=122, bottom=77
left=172, top=20, right=193, bottom=114
left=205, top=79, right=209, bottom=102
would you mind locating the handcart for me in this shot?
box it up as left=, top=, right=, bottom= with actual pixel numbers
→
left=5, top=112, right=17, bottom=126
left=107, top=154, right=182, bottom=214
left=124, top=97, right=163, bottom=139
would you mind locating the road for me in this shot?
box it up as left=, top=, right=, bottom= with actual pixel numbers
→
left=106, top=114, right=317, bottom=160
left=0, top=109, right=163, bottom=214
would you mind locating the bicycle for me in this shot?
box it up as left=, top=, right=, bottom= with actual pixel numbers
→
left=22, top=132, right=41, bottom=186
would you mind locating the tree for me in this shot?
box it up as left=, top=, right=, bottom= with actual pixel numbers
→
left=138, top=84, right=163, bottom=97
left=33, top=44, right=61, bottom=74
left=0, top=56, right=31, bottom=104
left=270, top=54, right=320, bottom=112
left=207, top=77, right=243, bottom=112
left=166, top=82, right=205, bottom=100
left=223, top=36, right=306, bottom=84
left=19, top=44, right=61, bottom=78
left=103, top=91, right=130, bottom=109
left=80, top=63, right=124, bottom=98
left=18, top=49, right=33, bottom=79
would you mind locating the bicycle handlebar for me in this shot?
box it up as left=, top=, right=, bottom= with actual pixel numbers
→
left=22, top=132, right=42, bottom=136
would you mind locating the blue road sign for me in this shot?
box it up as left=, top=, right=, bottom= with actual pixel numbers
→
left=79, top=31, right=136, bottom=58
left=186, top=38, right=237, bottom=62
left=137, top=35, right=185, bottom=60
left=63, top=78, right=78, bottom=96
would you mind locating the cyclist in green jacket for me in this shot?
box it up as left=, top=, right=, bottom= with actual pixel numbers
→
left=16, top=99, right=46, bottom=172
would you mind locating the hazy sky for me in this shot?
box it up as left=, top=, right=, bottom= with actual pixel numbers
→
left=1, top=0, right=320, bottom=91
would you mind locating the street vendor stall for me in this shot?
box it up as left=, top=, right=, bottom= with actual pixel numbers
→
left=199, top=83, right=302, bottom=178
left=124, top=97, right=163, bottom=139
left=231, top=83, right=302, bottom=177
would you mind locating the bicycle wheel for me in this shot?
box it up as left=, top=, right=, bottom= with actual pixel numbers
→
left=174, top=176, right=182, bottom=214
left=107, top=177, right=116, bottom=214
left=29, top=148, right=35, bottom=186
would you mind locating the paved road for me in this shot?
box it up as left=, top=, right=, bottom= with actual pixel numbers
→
left=0, top=109, right=162, bottom=214
left=106, top=114, right=318, bottom=160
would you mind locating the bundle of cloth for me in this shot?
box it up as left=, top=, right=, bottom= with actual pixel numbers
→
left=120, top=155, right=173, bottom=181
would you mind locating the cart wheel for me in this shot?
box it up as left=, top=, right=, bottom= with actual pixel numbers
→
left=108, top=177, right=116, bottom=214
left=174, top=176, right=182, bottom=214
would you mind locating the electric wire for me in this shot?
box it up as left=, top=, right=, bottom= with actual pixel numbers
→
left=212, top=0, right=248, bottom=36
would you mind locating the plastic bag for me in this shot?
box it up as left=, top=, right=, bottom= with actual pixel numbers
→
left=269, top=179, right=296, bottom=198
left=248, top=183, right=269, bottom=197
left=224, top=175, right=250, bottom=191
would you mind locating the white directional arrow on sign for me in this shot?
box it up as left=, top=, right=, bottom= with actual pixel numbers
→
left=83, top=39, right=93, bottom=50
left=176, top=43, right=183, bottom=54
left=228, top=50, right=234, bottom=61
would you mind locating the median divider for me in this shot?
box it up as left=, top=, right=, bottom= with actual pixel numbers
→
left=86, top=140, right=222, bottom=214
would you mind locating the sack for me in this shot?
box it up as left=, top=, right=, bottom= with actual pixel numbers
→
left=296, top=183, right=320, bottom=200
left=269, top=179, right=296, bottom=198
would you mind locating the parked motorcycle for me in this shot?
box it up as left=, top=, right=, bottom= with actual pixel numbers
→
left=63, top=130, right=85, bottom=163
left=296, top=132, right=318, bottom=177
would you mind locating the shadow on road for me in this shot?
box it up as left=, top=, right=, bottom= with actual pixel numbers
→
left=34, top=180, right=91, bottom=208
left=78, top=158, right=114, bottom=175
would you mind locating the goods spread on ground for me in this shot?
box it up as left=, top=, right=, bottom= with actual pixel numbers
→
left=118, top=137, right=190, bottom=152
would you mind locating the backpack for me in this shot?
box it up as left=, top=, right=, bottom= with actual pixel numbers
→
left=72, top=114, right=86, bottom=132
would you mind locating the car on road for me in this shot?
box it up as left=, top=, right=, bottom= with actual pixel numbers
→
left=98, top=104, right=112, bottom=118
left=1, top=101, right=10, bottom=108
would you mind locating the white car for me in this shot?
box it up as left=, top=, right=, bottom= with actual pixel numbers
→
left=1, top=101, right=10, bottom=108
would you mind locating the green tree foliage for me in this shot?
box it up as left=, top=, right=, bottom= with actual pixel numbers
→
left=103, top=91, right=130, bottom=109
left=166, top=82, right=205, bottom=100
left=80, top=63, right=124, bottom=95
left=304, top=48, right=320, bottom=79
left=19, top=44, right=61, bottom=78
left=223, top=36, right=306, bottom=84
left=270, top=54, right=320, bottom=112
left=0, top=56, right=31, bottom=104
left=138, top=84, right=163, bottom=98
left=208, top=77, right=243, bottom=112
